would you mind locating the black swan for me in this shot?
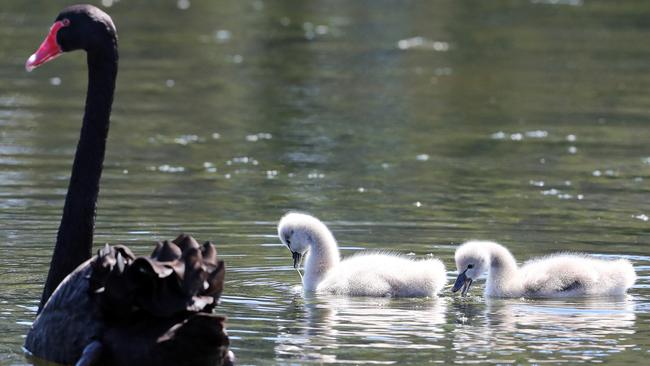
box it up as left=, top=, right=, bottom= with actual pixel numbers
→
left=24, top=5, right=233, bottom=365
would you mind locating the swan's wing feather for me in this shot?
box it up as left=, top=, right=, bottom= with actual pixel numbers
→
left=75, top=341, right=103, bottom=366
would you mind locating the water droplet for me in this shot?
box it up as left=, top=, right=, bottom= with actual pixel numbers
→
left=568, top=146, right=577, bottom=154
left=414, top=201, right=422, bottom=207
left=212, top=133, right=221, bottom=139
left=165, top=79, right=175, bottom=88
left=634, top=214, right=648, bottom=222
left=416, top=154, right=429, bottom=161
left=357, top=187, right=365, bottom=193
left=566, top=134, right=577, bottom=142
left=49, top=77, right=61, bottom=86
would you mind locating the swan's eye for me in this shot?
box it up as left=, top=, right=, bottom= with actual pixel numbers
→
left=467, top=264, right=474, bottom=269
left=284, top=235, right=291, bottom=245
left=62, top=18, right=70, bottom=26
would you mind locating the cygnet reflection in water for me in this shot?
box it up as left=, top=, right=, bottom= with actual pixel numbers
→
left=277, top=212, right=446, bottom=297
left=451, top=297, right=636, bottom=363
left=274, top=294, right=448, bottom=364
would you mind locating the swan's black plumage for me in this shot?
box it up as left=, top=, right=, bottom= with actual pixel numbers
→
left=25, top=5, right=232, bottom=365
left=39, top=4, right=118, bottom=311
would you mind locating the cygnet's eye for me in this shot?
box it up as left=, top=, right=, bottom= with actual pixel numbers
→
left=467, top=264, right=474, bottom=269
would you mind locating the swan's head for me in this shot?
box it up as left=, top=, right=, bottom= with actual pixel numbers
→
left=277, top=212, right=328, bottom=269
left=452, top=241, right=491, bottom=296
left=26, top=5, right=117, bottom=71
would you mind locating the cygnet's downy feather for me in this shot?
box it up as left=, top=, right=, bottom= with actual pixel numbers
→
left=452, top=241, right=636, bottom=298
left=277, top=212, right=446, bottom=297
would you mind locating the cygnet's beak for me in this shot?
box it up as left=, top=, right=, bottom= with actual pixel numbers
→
left=452, top=269, right=473, bottom=296
left=291, top=251, right=303, bottom=269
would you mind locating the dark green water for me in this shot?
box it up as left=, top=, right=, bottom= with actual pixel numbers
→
left=1, top=0, right=650, bottom=364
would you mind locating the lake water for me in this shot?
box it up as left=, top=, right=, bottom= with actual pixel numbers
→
left=1, top=0, right=649, bottom=364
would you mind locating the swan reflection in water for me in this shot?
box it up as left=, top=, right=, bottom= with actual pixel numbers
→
left=274, top=293, right=448, bottom=364
left=451, top=296, right=636, bottom=363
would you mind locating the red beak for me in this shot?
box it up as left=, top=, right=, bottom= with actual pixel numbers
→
left=26, top=20, right=67, bottom=72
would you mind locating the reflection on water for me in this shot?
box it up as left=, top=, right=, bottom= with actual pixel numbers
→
left=2, top=0, right=650, bottom=364
left=275, top=294, right=447, bottom=364
left=452, top=297, right=636, bottom=363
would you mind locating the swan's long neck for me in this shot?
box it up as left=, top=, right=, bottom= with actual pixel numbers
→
left=484, top=243, right=520, bottom=297
left=303, top=226, right=341, bottom=291
left=39, top=44, right=118, bottom=311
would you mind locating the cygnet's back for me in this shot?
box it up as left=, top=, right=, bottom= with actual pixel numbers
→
left=318, top=253, right=446, bottom=297
left=520, top=254, right=636, bottom=297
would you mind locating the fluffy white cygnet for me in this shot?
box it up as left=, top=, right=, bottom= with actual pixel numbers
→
left=452, top=241, right=636, bottom=298
left=277, top=212, right=446, bottom=297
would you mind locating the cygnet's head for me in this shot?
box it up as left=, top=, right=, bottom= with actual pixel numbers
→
left=452, top=241, right=490, bottom=296
left=277, top=212, right=328, bottom=269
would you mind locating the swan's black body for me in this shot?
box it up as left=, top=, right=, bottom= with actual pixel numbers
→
left=39, top=4, right=118, bottom=311
left=25, top=5, right=232, bottom=365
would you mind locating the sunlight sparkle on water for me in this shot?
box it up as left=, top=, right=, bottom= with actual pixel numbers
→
left=246, top=133, right=272, bottom=142
left=397, top=37, right=450, bottom=51
left=174, top=134, right=202, bottom=145
left=491, top=130, right=549, bottom=141
left=634, top=214, right=649, bottom=222
left=101, top=0, right=119, bottom=7
left=177, top=0, right=190, bottom=10
left=214, top=30, right=231, bottom=43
